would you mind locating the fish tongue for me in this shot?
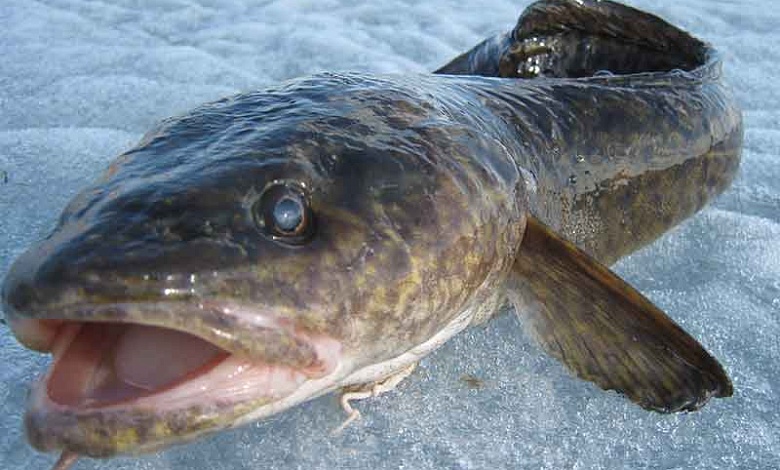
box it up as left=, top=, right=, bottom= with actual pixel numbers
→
left=47, top=323, right=227, bottom=406
left=113, top=324, right=225, bottom=391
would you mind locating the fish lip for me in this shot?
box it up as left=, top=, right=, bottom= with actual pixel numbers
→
left=7, top=299, right=338, bottom=375
left=9, top=301, right=344, bottom=457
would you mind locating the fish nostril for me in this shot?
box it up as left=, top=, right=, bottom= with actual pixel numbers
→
left=2, top=253, right=47, bottom=317
left=2, top=245, right=91, bottom=318
left=3, top=278, right=36, bottom=314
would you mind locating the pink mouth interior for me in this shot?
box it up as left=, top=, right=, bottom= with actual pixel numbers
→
left=14, top=313, right=343, bottom=416
left=48, top=323, right=230, bottom=407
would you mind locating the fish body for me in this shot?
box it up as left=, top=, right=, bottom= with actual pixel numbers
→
left=1, top=0, right=741, bottom=463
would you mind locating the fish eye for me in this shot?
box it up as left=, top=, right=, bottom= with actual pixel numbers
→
left=254, top=182, right=314, bottom=244
left=273, top=196, right=304, bottom=233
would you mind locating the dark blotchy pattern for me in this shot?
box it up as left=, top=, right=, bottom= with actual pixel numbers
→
left=438, top=0, right=742, bottom=264
left=509, top=218, right=732, bottom=413
left=1, top=0, right=742, bottom=458
left=438, top=0, right=741, bottom=413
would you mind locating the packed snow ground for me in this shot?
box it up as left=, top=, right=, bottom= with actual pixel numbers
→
left=1, top=0, right=778, bottom=469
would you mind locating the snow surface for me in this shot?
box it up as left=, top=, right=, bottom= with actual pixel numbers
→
left=1, top=0, right=779, bottom=469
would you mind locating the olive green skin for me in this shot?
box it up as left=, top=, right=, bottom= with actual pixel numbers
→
left=0, top=0, right=742, bottom=458
left=2, top=73, right=527, bottom=368
left=438, top=0, right=743, bottom=265
left=2, top=73, right=527, bottom=455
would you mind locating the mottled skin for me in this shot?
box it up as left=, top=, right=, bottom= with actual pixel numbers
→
left=0, top=0, right=741, bottom=460
left=438, top=0, right=742, bottom=264
left=439, top=0, right=739, bottom=412
left=5, top=72, right=525, bottom=368
left=4, top=72, right=527, bottom=456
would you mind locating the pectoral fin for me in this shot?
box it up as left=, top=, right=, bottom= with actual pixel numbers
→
left=507, top=217, right=732, bottom=412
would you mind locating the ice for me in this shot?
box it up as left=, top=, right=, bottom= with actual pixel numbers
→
left=1, top=0, right=779, bottom=469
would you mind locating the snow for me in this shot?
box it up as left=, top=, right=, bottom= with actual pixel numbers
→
left=1, top=0, right=778, bottom=468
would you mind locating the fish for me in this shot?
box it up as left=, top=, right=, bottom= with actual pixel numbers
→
left=0, top=0, right=742, bottom=467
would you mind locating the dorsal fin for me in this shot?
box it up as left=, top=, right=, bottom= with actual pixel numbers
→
left=506, top=216, right=732, bottom=412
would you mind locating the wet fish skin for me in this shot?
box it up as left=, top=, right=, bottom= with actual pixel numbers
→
left=439, top=0, right=743, bottom=264
left=3, top=73, right=526, bottom=366
left=2, top=73, right=529, bottom=456
left=438, top=0, right=739, bottom=412
left=1, top=0, right=740, bottom=460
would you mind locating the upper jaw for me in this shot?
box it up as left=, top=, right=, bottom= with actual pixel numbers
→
left=2, top=236, right=340, bottom=375
left=5, top=299, right=339, bottom=375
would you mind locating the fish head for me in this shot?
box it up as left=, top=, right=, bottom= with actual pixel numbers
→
left=1, top=73, right=525, bottom=457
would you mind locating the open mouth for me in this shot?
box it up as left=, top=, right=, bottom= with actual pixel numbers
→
left=10, top=309, right=343, bottom=457
left=49, top=322, right=261, bottom=409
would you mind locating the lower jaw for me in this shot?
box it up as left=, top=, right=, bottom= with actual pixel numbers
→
left=25, top=386, right=275, bottom=457
left=25, top=354, right=360, bottom=458
left=24, top=360, right=357, bottom=458
left=24, top=358, right=342, bottom=457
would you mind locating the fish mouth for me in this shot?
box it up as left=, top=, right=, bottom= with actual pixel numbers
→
left=8, top=303, right=343, bottom=457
